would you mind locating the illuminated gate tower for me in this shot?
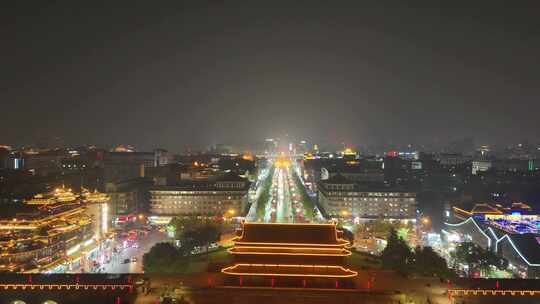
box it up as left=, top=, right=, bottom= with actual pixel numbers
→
left=221, top=221, right=357, bottom=288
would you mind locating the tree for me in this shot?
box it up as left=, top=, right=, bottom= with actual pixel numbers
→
left=486, top=250, right=508, bottom=271
left=451, top=242, right=482, bottom=276
left=451, top=242, right=507, bottom=277
left=291, top=170, right=314, bottom=220
left=169, top=217, right=202, bottom=240
left=381, top=228, right=413, bottom=274
left=256, top=166, right=274, bottom=219
left=142, top=242, right=185, bottom=273
left=478, top=246, right=508, bottom=277
left=183, top=224, right=220, bottom=255
left=167, top=216, right=222, bottom=259
left=413, top=246, right=451, bottom=278
left=178, top=221, right=220, bottom=253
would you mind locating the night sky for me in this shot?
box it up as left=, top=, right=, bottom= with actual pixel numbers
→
left=2, top=2, right=540, bottom=151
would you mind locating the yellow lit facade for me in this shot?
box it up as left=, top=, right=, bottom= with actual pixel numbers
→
left=0, top=188, right=110, bottom=273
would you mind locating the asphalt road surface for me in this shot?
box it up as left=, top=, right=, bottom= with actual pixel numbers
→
left=101, top=230, right=167, bottom=273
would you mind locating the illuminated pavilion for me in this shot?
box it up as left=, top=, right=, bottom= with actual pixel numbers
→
left=221, top=221, right=357, bottom=288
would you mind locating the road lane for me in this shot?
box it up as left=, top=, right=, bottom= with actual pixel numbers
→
left=101, top=230, right=167, bottom=273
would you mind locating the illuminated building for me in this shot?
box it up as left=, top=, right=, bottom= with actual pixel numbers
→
left=436, top=153, right=471, bottom=166
left=322, top=163, right=384, bottom=183
left=105, top=178, right=151, bottom=224
left=477, top=145, right=491, bottom=159
left=340, top=147, right=358, bottom=160
left=112, top=145, right=136, bottom=153
left=303, top=152, right=315, bottom=160
left=386, top=150, right=399, bottom=158
left=445, top=202, right=540, bottom=278
left=0, top=188, right=110, bottom=273
left=264, top=138, right=278, bottom=154
left=26, top=187, right=78, bottom=205
left=149, top=172, right=250, bottom=218
left=100, top=150, right=159, bottom=184
left=298, top=140, right=308, bottom=154
left=221, top=221, right=357, bottom=287
left=23, top=149, right=66, bottom=176
left=241, top=153, right=254, bottom=161
left=0, top=146, right=10, bottom=169
left=81, top=188, right=111, bottom=237
left=274, top=156, right=291, bottom=168
left=472, top=160, right=492, bottom=175
left=154, top=148, right=172, bottom=166
left=318, top=174, right=416, bottom=220
left=382, top=154, right=411, bottom=185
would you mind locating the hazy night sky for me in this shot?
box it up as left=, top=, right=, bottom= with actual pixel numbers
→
left=2, top=2, right=540, bottom=151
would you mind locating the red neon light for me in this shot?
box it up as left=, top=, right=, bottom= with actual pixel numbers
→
left=386, top=150, right=398, bottom=157
left=271, top=277, right=275, bottom=287
left=496, top=280, right=500, bottom=289
left=239, top=276, right=243, bottom=287
left=302, top=279, right=307, bottom=288
left=335, top=280, right=339, bottom=288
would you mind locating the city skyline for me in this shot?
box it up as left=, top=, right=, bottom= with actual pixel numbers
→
left=4, top=2, right=540, bottom=303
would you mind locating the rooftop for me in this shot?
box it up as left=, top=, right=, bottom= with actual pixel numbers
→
left=151, top=173, right=250, bottom=191
left=234, top=222, right=347, bottom=246
left=471, top=203, right=503, bottom=215
left=222, top=264, right=357, bottom=278
left=504, top=234, right=540, bottom=265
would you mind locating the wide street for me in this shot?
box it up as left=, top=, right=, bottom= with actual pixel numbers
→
left=275, top=166, right=293, bottom=222
left=257, top=157, right=314, bottom=223
left=100, top=230, right=167, bottom=273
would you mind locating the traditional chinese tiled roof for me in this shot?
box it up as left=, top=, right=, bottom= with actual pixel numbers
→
left=222, top=264, right=357, bottom=278
left=235, top=222, right=347, bottom=246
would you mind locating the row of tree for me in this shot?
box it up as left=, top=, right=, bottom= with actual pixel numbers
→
left=291, top=170, right=314, bottom=220
left=256, top=165, right=274, bottom=219
left=450, top=242, right=508, bottom=277
left=357, top=219, right=414, bottom=241
left=168, top=217, right=221, bottom=254
left=142, top=242, right=186, bottom=273
left=143, top=217, right=221, bottom=273
left=381, top=229, right=508, bottom=278
left=381, top=228, right=452, bottom=278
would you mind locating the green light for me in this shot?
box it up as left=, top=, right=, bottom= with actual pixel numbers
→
left=397, top=227, right=409, bottom=240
